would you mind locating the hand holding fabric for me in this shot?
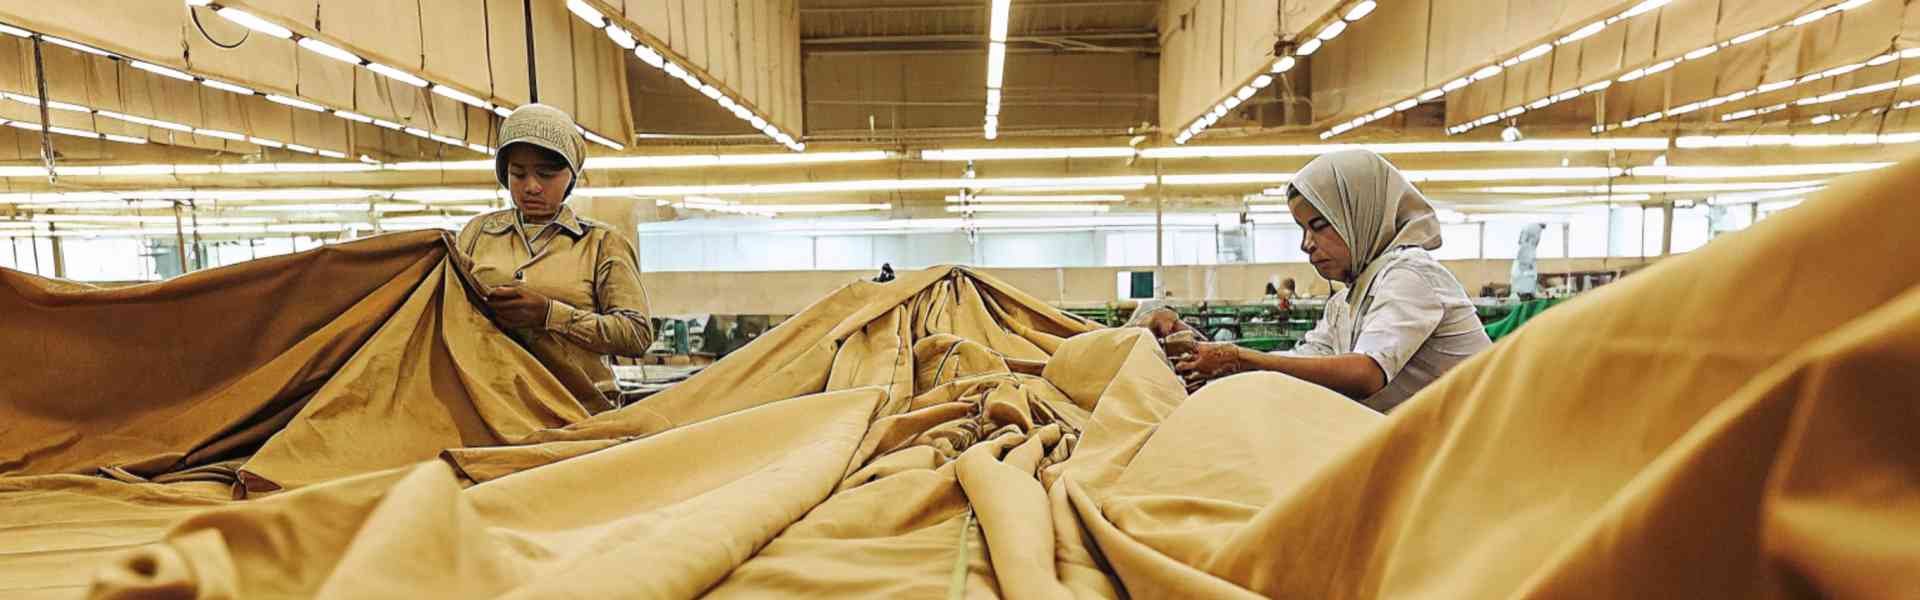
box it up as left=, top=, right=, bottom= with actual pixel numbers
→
left=1173, top=341, right=1243, bottom=383
left=1161, top=330, right=1205, bottom=358
left=486, top=283, right=552, bottom=329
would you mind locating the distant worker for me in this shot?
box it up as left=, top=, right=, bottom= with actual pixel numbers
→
left=457, top=104, right=655, bottom=413
left=1162, top=150, right=1492, bottom=412
left=1511, top=222, right=1547, bottom=301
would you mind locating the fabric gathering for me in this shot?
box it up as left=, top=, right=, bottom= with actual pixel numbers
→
left=3, top=0, right=1919, bottom=598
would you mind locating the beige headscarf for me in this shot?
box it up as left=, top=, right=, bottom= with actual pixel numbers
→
left=495, top=104, right=587, bottom=197
left=1285, top=149, right=1443, bottom=313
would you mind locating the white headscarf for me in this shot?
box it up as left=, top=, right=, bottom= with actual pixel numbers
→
left=1286, top=150, right=1444, bottom=323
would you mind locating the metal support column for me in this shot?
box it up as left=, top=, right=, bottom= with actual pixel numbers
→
left=1660, top=202, right=1675, bottom=256
left=48, top=224, right=65, bottom=278
left=173, top=201, right=190, bottom=274
left=1153, top=160, right=1164, bottom=297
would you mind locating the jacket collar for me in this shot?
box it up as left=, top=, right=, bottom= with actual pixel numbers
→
left=480, top=204, right=586, bottom=238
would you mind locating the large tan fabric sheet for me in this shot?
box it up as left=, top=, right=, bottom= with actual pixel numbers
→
left=5, top=161, right=1920, bottom=598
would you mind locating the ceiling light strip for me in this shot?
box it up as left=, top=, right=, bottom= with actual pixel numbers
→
left=1349, top=0, right=1873, bottom=139
left=1176, top=0, right=1376, bottom=145
left=0, top=14, right=455, bottom=158
left=1474, top=0, right=1874, bottom=136
left=1328, top=0, right=1677, bottom=139
left=983, top=0, right=1012, bottom=140
left=567, top=0, right=799, bottom=151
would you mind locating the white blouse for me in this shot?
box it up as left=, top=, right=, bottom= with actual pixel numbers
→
left=1287, top=248, right=1492, bottom=412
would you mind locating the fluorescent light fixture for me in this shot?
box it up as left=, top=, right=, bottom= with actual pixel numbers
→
left=372, top=119, right=404, bottom=130
left=1631, top=162, right=1891, bottom=179
left=104, top=134, right=149, bottom=144
left=605, top=26, right=636, bottom=49
left=986, top=42, right=1007, bottom=88
left=635, top=46, right=664, bottom=69
left=428, top=133, right=464, bottom=145
left=403, top=127, right=431, bottom=138
left=334, top=110, right=374, bottom=123
left=947, top=204, right=1110, bottom=213
left=266, top=94, right=327, bottom=112
left=49, top=126, right=101, bottom=139
left=566, top=0, right=606, bottom=27
left=989, top=0, right=1011, bottom=41
left=1558, top=21, right=1606, bottom=44
left=923, top=147, right=1135, bottom=161
left=1442, top=77, right=1470, bottom=92
left=1161, top=173, right=1294, bottom=186
left=81, top=165, right=179, bottom=176
left=41, top=36, right=114, bottom=57
left=1295, top=38, right=1322, bottom=56
left=493, top=105, right=512, bottom=118
left=1790, top=8, right=1830, bottom=26
left=1472, top=65, right=1502, bottom=80
left=1518, top=44, right=1553, bottom=62
left=1252, top=74, right=1275, bottom=89
left=0, top=24, right=28, bottom=37
left=1345, top=1, right=1377, bottom=21
left=431, top=85, right=489, bottom=109
left=744, top=203, right=890, bottom=213
left=130, top=60, right=195, bottom=81
left=1619, top=0, right=1671, bottom=19
left=1476, top=180, right=1827, bottom=194
left=945, top=194, right=1124, bottom=203
left=1272, top=56, right=1297, bottom=73
left=1684, top=45, right=1717, bottom=60
left=202, top=79, right=256, bottom=95
left=390, top=189, right=505, bottom=202
left=196, top=128, right=247, bottom=141
left=699, top=84, right=722, bottom=99
left=749, top=115, right=768, bottom=130
left=466, top=143, right=490, bottom=154
left=5, top=93, right=87, bottom=112
left=249, top=137, right=285, bottom=148
left=663, top=62, right=687, bottom=79
left=1317, top=20, right=1347, bottom=41
left=382, top=160, right=493, bottom=171
left=215, top=7, right=293, bottom=39
left=1418, top=89, right=1444, bottom=102
left=1730, top=27, right=1773, bottom=46
left=1402, top=167, right=1619, bottom=182
left=1142, top=137, right=1666, bottom=159
left=368, top=63, right=428, bottom=87
left=581, top=129, right=625, bottom=150
left=285, top=143, right=317, bottom=154
left=297, top=37, right=362, bottom=64
left=990, top=181, right=1149, bottom=192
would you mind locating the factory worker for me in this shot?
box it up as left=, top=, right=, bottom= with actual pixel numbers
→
left=457, top=104, right=655, bottom=413
left=1167, top=149, right=1491, bottom=412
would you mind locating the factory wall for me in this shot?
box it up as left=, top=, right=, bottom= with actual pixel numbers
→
left=640, top=256, right=1655, bottom=316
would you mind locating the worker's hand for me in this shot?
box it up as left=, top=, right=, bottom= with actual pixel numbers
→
left=1132, top=308, right=1187, bottom=339
left=485, top=283, right=551, bottom=329
left=1173, top=342, right=1243, bottom=383
left=1161, top=330, right=1205, bottom=358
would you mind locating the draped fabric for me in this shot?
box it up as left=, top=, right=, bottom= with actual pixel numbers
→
left=3, top=159, right=1919, bottom=598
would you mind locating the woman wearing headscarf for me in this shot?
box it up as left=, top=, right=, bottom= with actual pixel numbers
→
left=1168, top=149, right=1490, bottom=412
left=457, top=104, right=655, bottom=413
